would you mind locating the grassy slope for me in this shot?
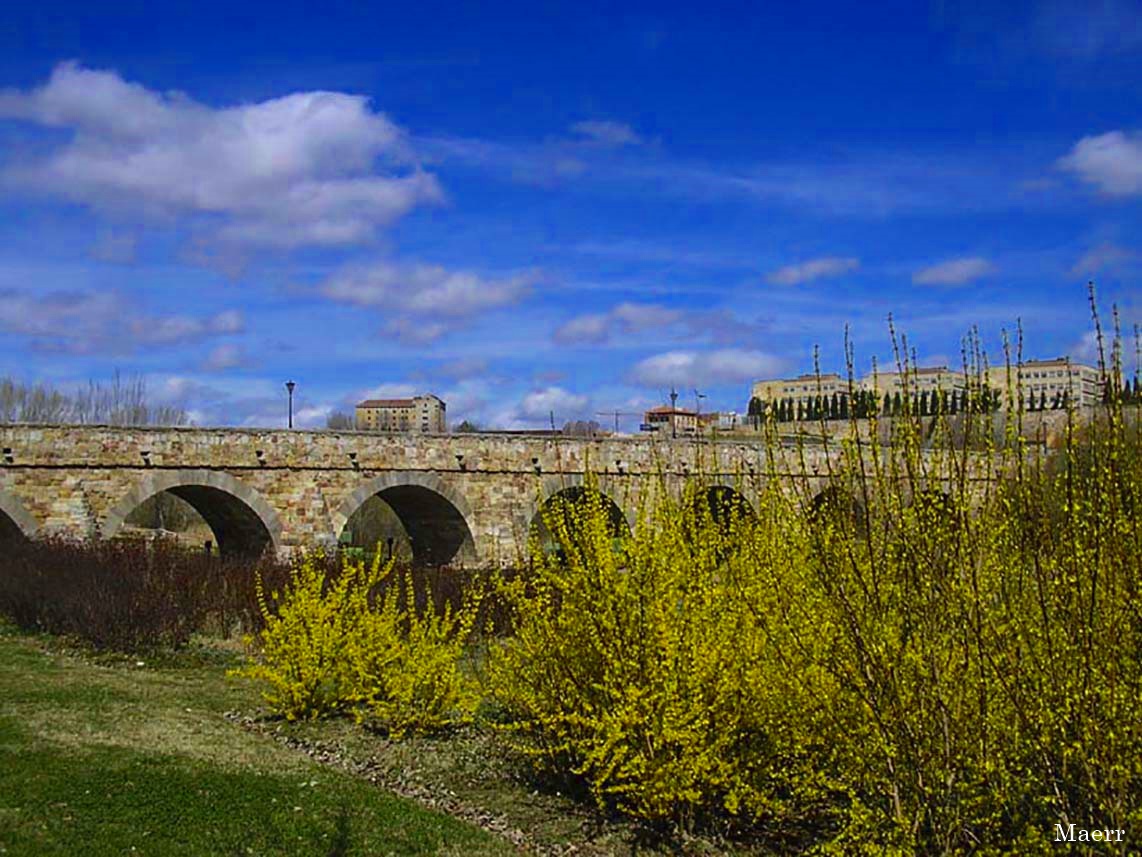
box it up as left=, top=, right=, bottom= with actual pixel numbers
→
left=0, top=625, right=513, bottom=857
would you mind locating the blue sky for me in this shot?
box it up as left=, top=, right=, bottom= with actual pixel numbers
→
left=0, top=0, right=1139, bottom=429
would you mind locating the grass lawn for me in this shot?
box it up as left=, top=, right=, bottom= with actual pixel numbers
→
left=0, top=623, right=514, bottom=857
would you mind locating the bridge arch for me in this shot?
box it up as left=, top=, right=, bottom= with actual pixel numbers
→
left=102, top=470, right=282, bottom=558
left=529, top=479, right=633, bottom=563
left=527, top=474, right=636, bottom=533
left=688, top=484, right=756, bottom=525
left=0, top=489, right=37, bottom=543
left=333, top=471, right=478, bottom=566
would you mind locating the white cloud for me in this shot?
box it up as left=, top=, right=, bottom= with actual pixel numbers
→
left=322, top=261, right=534, bottom=318
left=912, top=257, right=995, bottom=286
left=612, top=301, right=683, bottom=330
left=766, top=257, right=860, bottom=285
left=519, top=386, right=590, bottom=419
left=0, top=62, right=442, bottom=248
left=1071, top=242, right=1139, bottom=275
left=321, top=260, right=537, bottom=344
left=630, top=349, right=784, bottom=387
left=1069, top=330, right=1102, bottom=365
left=383, top=318, right=449, bottom=345
left=292, top=404, right=334, bottom=429
left=555, top=301, right=763, bottom=347
left=0, top=289, right=244, bottom=354
left=554, top=312, right=612, bottom=344
left=1057, top=131, right=1142, bottom=196
left=554, top=301, right=683, bottom=345
left=570, top=120, right=643, bottom=147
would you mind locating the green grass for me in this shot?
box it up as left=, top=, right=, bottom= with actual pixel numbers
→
left=0, top=624, right=513, bottom=856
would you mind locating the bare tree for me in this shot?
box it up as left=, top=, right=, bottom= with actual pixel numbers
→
left=326, top=410, right=355, bottom=430
left=0, top=373, right=189, bottom=426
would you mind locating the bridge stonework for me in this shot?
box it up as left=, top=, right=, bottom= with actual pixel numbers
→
left=0, top=425, right=979, bottom=564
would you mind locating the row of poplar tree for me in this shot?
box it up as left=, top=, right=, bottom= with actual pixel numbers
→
left=749, top=385, right=1037, bottom=424
left=748, top=374, right=1140, bottom=424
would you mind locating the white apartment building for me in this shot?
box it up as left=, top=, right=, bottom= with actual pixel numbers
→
left=861, top=367, right=966, bottom=399
left=986, top=359, right=1102, bottom=408
left=750, top=373, right=848, bottom=410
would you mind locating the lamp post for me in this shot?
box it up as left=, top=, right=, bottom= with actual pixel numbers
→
left=285, top=380, right=295, bottom=429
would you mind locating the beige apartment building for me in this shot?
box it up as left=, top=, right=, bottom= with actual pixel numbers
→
left=986, top=359, right=1102, bottom=408
left=861, top=366, right=966, bottom=399
left=355, top=394, right=447, bottom=433
left=750, top=373, right=848, bottom=411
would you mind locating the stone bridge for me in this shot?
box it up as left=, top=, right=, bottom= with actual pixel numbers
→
left=0, top=425, right=994, bottom=564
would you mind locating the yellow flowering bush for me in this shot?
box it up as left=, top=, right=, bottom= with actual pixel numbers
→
left=233, top=552, right=377, bottom=720
left=486, top=475, right=851, bottom=834
left=348, top=570, right=482, bottom=737
left=234, top=551, right=481, bottom=733
left=486, top=317, right=1142, bottom=851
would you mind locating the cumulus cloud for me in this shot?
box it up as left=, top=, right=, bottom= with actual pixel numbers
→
left=519, top=386, right=590, bottom=419
left=0, top=289, right=244, bottom=354
left=912, top=257, right=995, bottom=286
left=322, top=261, right=534, bottom=316
left=554, top=312, right=612, bottom=345
left=1071, top=242, right=1139, bottom=275
left=0, top=62, right=442, bottom=248
left=1057, top=131, right=1142, bottom=196
left=630, top=349, right=784, bottom=387
left=766, top=256, right=860, bottom=285
left=554, top=301, right=684, bottom=345
left=321, top=260, right=537, bottom=344
left=555, top=302, right=764, bottom=348
left=201, top=343, right=249, bottom=372
left=570, top=120, right=643, bottom=147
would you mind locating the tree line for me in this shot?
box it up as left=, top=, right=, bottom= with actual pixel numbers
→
left=748, top=374, right=1140, bottom=425
left=749, top=385, right=1010, bottom=425
left=0, top=374, right=189, bottom=426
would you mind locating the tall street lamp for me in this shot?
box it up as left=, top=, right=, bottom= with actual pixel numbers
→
left=286, top=380, right=296, bottom=429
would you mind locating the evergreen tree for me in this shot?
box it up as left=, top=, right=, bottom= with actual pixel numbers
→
left=839, top=392, right=849, bottom=419
left=892, top=390, right=902, bottom=416
left=920, top=390, right=929, bottom=416
left=747, top=396, right=762, bottom=429
left=1039, top=391, right=1047, bottom=411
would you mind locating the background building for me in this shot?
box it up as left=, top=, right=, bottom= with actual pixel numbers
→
left=355, top=394, right=446, bottom=433
left=986, top=359, right=1102, bottom=408
left=861, top=367, right=966, bottom=399
left=748, top=357, right=1103, bottom=420
left=642, top=405, right=698, bottom=435
left=750, top=374, right=847, bottom=412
